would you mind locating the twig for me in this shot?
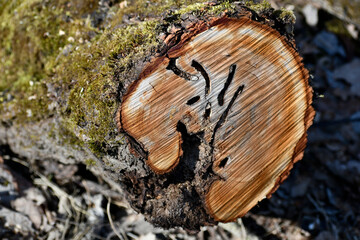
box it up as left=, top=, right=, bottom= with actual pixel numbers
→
left=73, top=225, right=93, bottom=240
left=34, top=174, right=87, bottom=215
left=61, top=217, right=70, bottom=240
left=107, top=198, right=124, bottom=240
left=126, top=232, right=139, bottom=239
left=6, top=156, right=29, bottom=167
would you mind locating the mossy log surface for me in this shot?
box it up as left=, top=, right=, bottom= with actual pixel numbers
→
left=0, top=0, right=314, bottom=230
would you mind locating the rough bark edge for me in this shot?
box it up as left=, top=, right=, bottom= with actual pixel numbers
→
left=191, top=17, right=315, bottom=222
left=266, top=73, right=315, bottom=198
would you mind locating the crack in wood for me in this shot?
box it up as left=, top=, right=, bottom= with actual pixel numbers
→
left=186, top=96, right=200, bottom=105
left=166, top=57, right=246, bottom=153
left=125, top=132, right=149, bottom=160
left=218, top=157, right=229, bottom=168
left=166, top=58, right=199, bottom=81
left=191, top=60, right=211, bottom=95
left=116, top=107, right=149, bottom=160
left=204, top=102, right=211, bottom=120
left=211, top=84, right=245, bottom=147
left=166, top=58, right=211, bottom=97
left=218, top=64, right=237, bottom=106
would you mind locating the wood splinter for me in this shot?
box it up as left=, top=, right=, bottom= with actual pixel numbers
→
left=118, top=16, right=314, bottom=225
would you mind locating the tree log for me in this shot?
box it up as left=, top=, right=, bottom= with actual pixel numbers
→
left=0, top=0, right=314, bottom=230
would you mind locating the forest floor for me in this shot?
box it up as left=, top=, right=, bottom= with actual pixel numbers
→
left=0, top=1, right=360, bottom=240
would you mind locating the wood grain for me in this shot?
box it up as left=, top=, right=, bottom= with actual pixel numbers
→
left=119, top=17, right=314, bottom=221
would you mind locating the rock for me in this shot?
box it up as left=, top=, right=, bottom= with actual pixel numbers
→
left=12, top=197, right=43, bottom=229
left=326, top=160, right=360, bottom=185
left=333, top=58, right=360, bottom=97
left=346, top=24, right=359, bottom=39
left=303, top=4, right=318, bottom=26
left=313, top=31, right=346, bottom=57
left=0, top=207, right=34, bottom=235
left=83, top=194, right=104, bottom=223
left=291, top=178, right=311, bottom=198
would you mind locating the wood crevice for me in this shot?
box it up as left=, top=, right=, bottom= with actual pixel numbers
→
left=218, top=64, right=237, bottom=106
left=210, top=84, right=245, bottom=147
left=166, top=57, right=199, bottom=82
left=190, top=60, right=211, bottom=95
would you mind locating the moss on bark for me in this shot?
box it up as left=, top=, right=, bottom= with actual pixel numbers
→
left=0, top=0, right=296, bottom=157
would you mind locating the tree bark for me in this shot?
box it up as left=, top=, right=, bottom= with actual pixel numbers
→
left=0, top=0, right=314, bottom=230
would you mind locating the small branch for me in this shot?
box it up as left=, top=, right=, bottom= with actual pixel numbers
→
left=107, top=198, right=125, bottom=240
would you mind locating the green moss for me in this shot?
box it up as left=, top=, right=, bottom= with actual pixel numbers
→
left=326, top=18, right=352, bottom=37
left=169, top=1, right=238, bottom=20
left=50, top=20, right=161, bottom=153
left=0, top=0, right=99, bottom=121
left=85, top=158, right=97, bottom=167
left=208, top=2, right=236, bottom=15
left=50, top=0, right=234, bottom=155
left=246, top=0, right=272, bottom=13
left=245, top=1, right=295, bottom=24
left=174, top=2, right=207, bottom=16
left=59, top=122, right=84, bottom=148
left=278, top=8, right=296, bottom=23
left=2, top=0, right=289, bottom=157
left=117, top=0, right=209, bottom=18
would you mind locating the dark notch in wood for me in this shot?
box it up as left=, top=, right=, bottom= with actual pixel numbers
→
left=218, top=157, right=229, bottom=168
left=116, top=108, right=148, bottom=159
left=191, top=60, right=210, bottom=95
left=125, top=132, right=149, bottom=160
left=211, top=85, right=245, bottom=146
left=204, top=102, right=211, bottom=119
left=186, top=96, right=200, bottom=105
left=166, top=58, right=210, bottom=97
left=166, top=58, right=198, bottom=81
left=218, top=64, right=237, bottom=106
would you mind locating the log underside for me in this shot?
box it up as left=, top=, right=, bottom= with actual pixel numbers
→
left=119, top=17, right=314, bottom=224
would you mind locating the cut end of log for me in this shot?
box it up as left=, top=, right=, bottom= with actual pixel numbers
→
left=119, top=17, right=314, bottom=223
